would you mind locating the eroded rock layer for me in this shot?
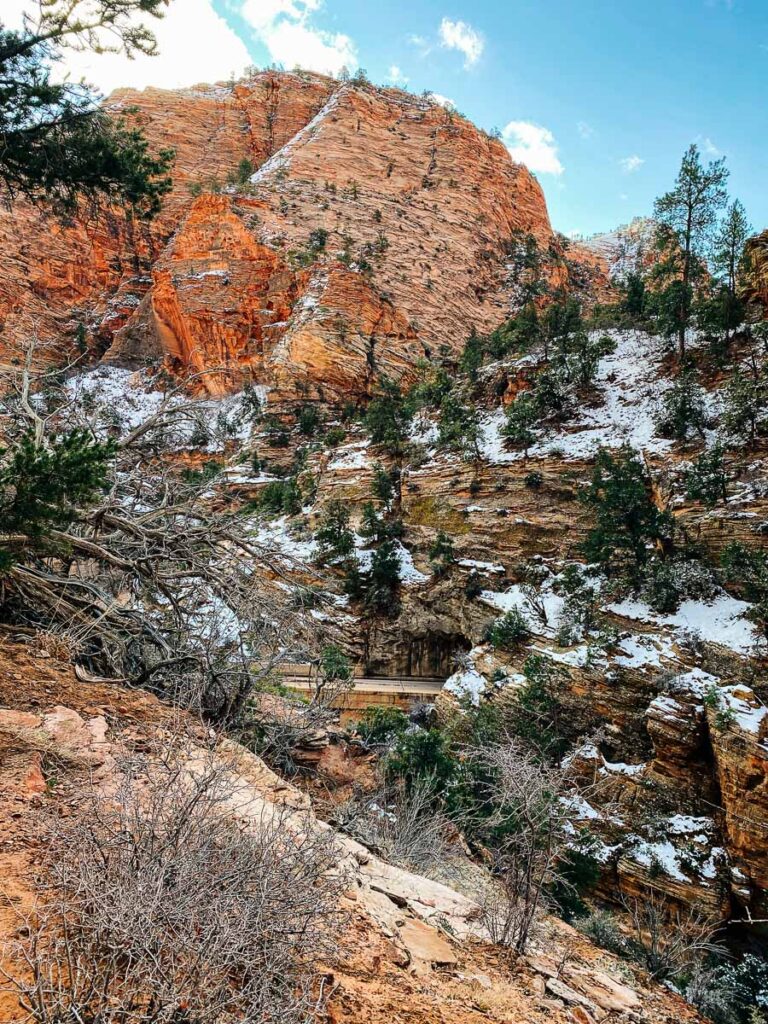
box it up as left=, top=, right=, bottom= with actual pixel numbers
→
left=0, top=71, right=606, bottom=397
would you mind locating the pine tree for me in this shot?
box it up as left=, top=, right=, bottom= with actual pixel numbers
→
left=314, top=501, right=355, bottom=564
left=364, top=378, right=412, bottom=453
left=366, top=539, right=401, bottom=616
left=722, top=367, right=768, bottom=446
left=710, top=199, right=751, bottom=349
left=653, top=144, right=729, bottom=358
left=506, top=231, right=547, bottom=307
left=621, top=272, right=647, bottom=321
left=654, top=369, right=709, bottom=441
left=504, top=391, right=539, bottom=456
left=0, top=1, right=173, bottom=217
left=581, top=446, right=672, bottom=574
left=437, top=393, right=482, bottom=461
left=0, top=428, right=117, bottom=568
left=459, top=330, right=485, bottom=379
left=684, top=443, right=728, bottom=506
left=542, top=294, right=582, bottom=363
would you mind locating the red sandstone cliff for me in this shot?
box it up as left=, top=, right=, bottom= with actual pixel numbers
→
left=0, top=71, right=605, bottom=398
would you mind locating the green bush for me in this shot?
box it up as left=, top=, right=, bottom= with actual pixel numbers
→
left=548, top=849, right=601, bottom=920
left=428, top=530, right=455, bottom=576
left=641, top=556, right=717, bottom=614
left=464, top=570, right=484, bottom=598
left=324, top=426, right=346, bottom=447
left=721, top=542, right=768, bottom=641
left=486, top=607, right=530, bottom=650
left=385, top=728, right=458, bottom=795
left=297, top=404, right=322, bottom=437
left=576, top=910, right=628, bottom=957
left=318, top=644, right=352, bottom=685
left=355, top=705, right=409, bottom=744
left=256, top=478, right=302, bottom=516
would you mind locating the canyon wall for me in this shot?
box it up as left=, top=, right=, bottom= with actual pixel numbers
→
left=0, top=71, right=605, bottom=398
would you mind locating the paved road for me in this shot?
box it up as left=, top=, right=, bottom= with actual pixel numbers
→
left=282, top=674, right=445, bottom=697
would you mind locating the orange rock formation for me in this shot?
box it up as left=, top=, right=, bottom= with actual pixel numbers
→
left=0, top=71, right=606, bottom=398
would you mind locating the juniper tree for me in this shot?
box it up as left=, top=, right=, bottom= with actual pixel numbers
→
left=0, top=0, right=173, bottom=217
left=653, top=144, right=729, bottom=358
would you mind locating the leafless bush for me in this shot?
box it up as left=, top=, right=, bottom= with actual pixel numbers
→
left=333, top=778, right=458, bottom=878
left=623, top=892, right=724, bottom=979
left=464, top=740, right=573, bottom=953
left=1, top=750, right=345, bottom=1023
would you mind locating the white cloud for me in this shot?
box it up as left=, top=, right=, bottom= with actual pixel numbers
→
left=619, top=154, right=644, bottom=173
left=438, top=17, right=484, bottom=68
left=502, top=120, right=564, bottom=175
left=387, top=64, right=409, bottom=85
left=240, top=0, right=357, bottom=76
left=577, top=120, right=595, bottom=139
left=701, top=136, right=721, bottom=156
left=428, top=92, right=456, bottom=109
left=5, top=0, right=252, bottom=95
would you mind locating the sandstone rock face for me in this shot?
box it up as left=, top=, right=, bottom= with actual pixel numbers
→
left=0, top=71, right=607, bottom=398
left=742, top=229, right=768, bottom=315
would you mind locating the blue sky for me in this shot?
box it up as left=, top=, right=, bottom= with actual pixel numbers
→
left=210, top=0, right=768, bottom=237
left=11, top=0, right=765, bottom=237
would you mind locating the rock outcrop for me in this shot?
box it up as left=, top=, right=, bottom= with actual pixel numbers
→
left=742, top=229, right=768, bottom=316
left=0, top=71, right=607, bottom=399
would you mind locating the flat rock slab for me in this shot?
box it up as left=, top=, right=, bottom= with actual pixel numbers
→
left=398, top=918, right=457, bottom=966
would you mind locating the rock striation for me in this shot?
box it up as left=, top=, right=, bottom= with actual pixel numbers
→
left=0, top=71, right=606, bottom=398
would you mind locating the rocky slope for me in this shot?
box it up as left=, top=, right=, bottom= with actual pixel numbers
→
left=220, top=324, right=768, bottom=928
left=0, top=71, right=605, bottom=398
left=743, top=228, right=768, bottom=315
left=2, top=63, right=768, bottom=1017
left=0, top=643, right=703, bottom=1024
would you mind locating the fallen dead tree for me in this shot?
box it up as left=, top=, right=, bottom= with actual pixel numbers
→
left=0, top=341, right=319, bottom=722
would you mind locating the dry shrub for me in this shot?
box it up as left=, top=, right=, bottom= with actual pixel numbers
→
left=464, top=740, right=573, bottom=953
left=2, top=749, right=345, bottom=1023
left=333, top=778, right=460, bottom=879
